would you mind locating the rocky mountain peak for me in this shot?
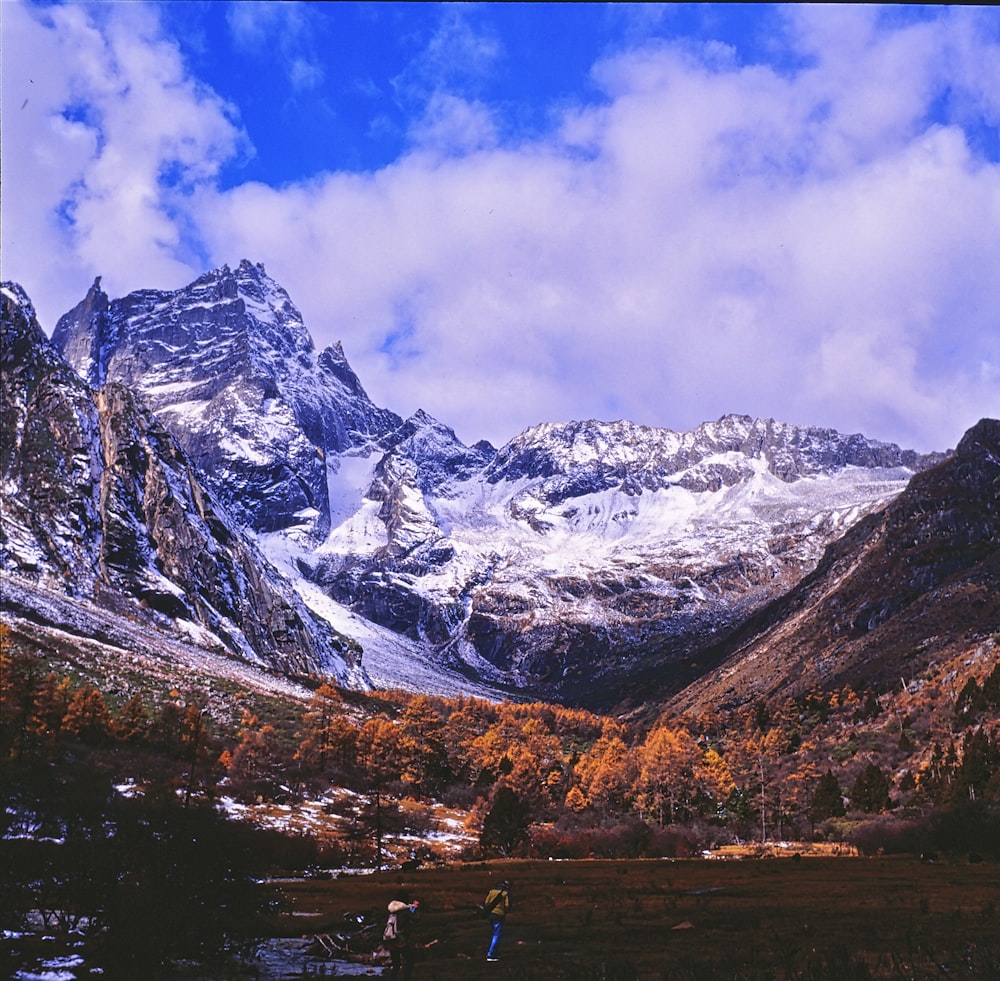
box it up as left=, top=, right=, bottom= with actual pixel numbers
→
left=955, top=417, right=1000, bottom=462
left=2, top=284, right=367, bottom=685
left=49, top=277, right=114, bottom=387
left=3, top=282, right=45, bottom=356
left=317, top=340, right=369, bottom=400
left=479, top=413, right=941, bottom=506
left=3, top=285, right=86, bottom=532
left=50, top=265, right=402, bottom=538
left=380, top=409, right=496, bottom=493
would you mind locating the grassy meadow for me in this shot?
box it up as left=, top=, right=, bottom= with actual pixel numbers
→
left=269, top=855, right=1000, bottom=980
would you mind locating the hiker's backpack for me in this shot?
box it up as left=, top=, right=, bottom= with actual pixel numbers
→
left=383, top=911, right=399, bottom=944
left=479, top=888, right=506, bottom=917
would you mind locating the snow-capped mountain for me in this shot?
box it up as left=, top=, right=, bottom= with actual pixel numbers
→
left=667, top=417, right=1000, bottom=717
left=1, top=281, right=366, bottom=686
left=313, top=413, right=944, bottom=706
left=52, top=261, right=401, bottom=538
left=41, top=263, right=950, bottom=707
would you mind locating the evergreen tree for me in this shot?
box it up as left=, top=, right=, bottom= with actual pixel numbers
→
left=955, top=728, right=999, bottom=803
left=480, top=786, right=531, bottom=856
left=809, top=769, right=845, bottom=826
left=851, top=763, right=891, bottom=813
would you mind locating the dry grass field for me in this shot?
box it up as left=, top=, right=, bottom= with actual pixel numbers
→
left=269, top=855, right=1000, bottom=980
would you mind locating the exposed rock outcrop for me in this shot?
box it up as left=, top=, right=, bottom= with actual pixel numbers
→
left=2, top=281, right=366, bottom=685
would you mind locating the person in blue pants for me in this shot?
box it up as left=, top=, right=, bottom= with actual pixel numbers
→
left=483, top=880, right=510, bottom=962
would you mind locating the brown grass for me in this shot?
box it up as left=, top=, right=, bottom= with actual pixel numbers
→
left=269, top=855, right=1000, bottom=979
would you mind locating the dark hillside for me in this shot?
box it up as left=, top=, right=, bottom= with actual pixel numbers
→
left=666, top=418, right=1000, bottom=716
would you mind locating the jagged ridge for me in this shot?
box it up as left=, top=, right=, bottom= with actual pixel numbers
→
left=2, top=282, right=366, bottom=685
left=52, top=260, right=402, bottom=537
left=39, top=264, right=955, bottom=707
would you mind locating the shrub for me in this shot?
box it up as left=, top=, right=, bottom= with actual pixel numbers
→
left=850, top=803, right=1000, bottom=859
left=850, top=815, right=928, bottom=856
left=927, top=803, right=1000, bottom=859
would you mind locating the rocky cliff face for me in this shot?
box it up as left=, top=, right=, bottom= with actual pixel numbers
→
left=52, top=261, right=401, bottom=538
left=2, top=282, right=366, bottom=685
left=667, top=418, right=1000, bottom=715
left=40, top=264, right=956, bottom=706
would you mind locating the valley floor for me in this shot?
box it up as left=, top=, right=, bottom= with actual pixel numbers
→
left=258, top=855, right=1000, bottom=980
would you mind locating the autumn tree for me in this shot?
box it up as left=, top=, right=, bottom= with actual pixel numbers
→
left=725, top=719, right=787, bottom=841
left=62, top=684, right=115, bottom=745
left=512, top=715, right=567, bottom=806
left=226, top=710, right=281, bottom=804
left=397, top=695, right=450, bottom=795
left=115, top=692, right=150, bottom=743
left=573, top=725, right=635, bottom=814
left=634, top=725, right=700, bottom=825
left=171, top=702, right=215, bottom=807
left=441, top=698, right=497, bottom=784
left=564, top=784, right=588, bottom=813
left=466, top=707, right=565, bottom=811
left=0, top=638, right=38, bottom=759
left=696, top=746, right=736, bottom=812
left=31, top=672, right=74, bottom=750
left=296, top=683, right=357, bottom=776
left=355, top=715, right=405, bottom=866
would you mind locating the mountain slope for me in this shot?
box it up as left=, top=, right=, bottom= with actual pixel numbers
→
left=46, top=264, right=949, bottom=706
left=2, top=281, right=366, bottom=685
left=667, top=417, right=1000, bottom=716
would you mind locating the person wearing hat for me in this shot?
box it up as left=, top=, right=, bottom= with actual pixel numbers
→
left=383, top=890, right=420, bottom=980
left=482, top=880, right=511, bottom=962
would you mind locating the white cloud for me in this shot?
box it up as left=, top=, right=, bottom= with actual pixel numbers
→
left=1, top=1, right=244, bottom=321
left=407, top=93, right=500, bottom=155
left=392, top=6, right=503, bottom=105
left=3, top=2, right=998, bottom=454
left=199, top=9, right=999, bottom=450
left=227, top=1, right=325, bottom=91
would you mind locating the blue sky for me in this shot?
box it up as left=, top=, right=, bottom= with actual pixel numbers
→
left=3, top=2, right=1000, bottom=452
left=164, top=4, right=801, bottom=184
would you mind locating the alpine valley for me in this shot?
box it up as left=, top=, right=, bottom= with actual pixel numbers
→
left=4, top=261, right=995, bottom=717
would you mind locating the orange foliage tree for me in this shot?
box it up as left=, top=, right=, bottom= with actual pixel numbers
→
left=633, top=725, right=701, bottom=825
left=62, top=684, right=115, bottom=744
left=296, top=683, right=357, bottom=775
left=573, top=723, right=636, bottom=814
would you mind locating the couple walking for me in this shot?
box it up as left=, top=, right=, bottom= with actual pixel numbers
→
left=382, top=878, right=511, bottom=976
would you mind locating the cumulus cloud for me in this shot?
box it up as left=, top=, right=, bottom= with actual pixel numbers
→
left=199, top=8, right=1000, bottom=450
left=3, top=2, right=998, bottom=453
left=2, top=1, right=244, bottom=317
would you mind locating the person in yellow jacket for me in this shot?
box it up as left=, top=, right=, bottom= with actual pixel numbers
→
left=483, top=879, right=510, bottom=962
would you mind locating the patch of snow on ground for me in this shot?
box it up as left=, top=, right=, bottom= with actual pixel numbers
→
left=218, top=787, right=477, bottom=862
left=13, top=954, right=84, bottom=981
